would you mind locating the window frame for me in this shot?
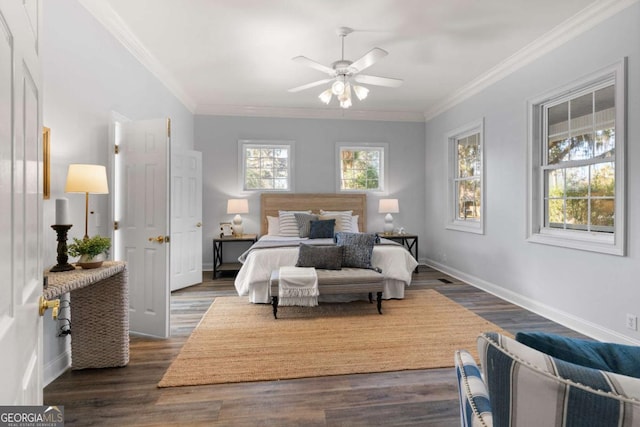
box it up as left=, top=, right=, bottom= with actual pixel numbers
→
left=446, top=119, right=485, bottom=234
left=238, top=140, right=295, bottom=192
left=526, top=59, right=626, bottom=256
left=335, top=142, right=388, bottom=193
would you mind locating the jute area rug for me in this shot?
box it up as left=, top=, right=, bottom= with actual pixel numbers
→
left=158, top=289, right=508, bottom=387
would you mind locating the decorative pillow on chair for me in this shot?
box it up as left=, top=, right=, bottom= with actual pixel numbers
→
left=309, top=219, right=335, bottom=239
left=296, top=243, right=343, bottom=270
left=515, top=331, right=640, bottom=379
left=294, top=213, right=318, bottom=238
left=334, top=232, right=377, bottom=269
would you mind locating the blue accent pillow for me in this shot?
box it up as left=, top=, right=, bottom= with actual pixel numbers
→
left=309, top=219, right=335, bottom=239
left=515, top=331, right=640, bottom=378
left=296, top=243, right=343, bottom=270
left=334, top=232, right=377, bottom=269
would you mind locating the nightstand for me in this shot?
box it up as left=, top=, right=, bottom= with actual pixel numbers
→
left=378, top=233, right=419, bottom=272
left=212, top=234, right=258, bottom=279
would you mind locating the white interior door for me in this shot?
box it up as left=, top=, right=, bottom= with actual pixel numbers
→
left=170, top=149, right=202, bottom=291
left=0, top=0, right=44, bottom=404
left=115, top=118, right=170, bottom=338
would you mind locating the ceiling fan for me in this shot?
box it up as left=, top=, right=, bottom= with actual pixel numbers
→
left=288, top=27, right=403, bottom=109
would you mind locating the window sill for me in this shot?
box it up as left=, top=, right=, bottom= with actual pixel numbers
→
left=446, top=220, right=484, bottom=235
left=528, top=228, right=623, bottom=256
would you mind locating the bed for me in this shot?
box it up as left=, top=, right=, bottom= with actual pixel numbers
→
left=233, top=193, right=419, bottom=303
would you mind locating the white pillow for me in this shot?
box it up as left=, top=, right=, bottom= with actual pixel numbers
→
left=320, top=210, right=354, bottom=232
left=278, top=210, right=312, bottom=237
left=266, top=216, right=280, bottom=236
left=352, top=215, right=360, bottom=233
left=319, top=214, right=344, bottom=232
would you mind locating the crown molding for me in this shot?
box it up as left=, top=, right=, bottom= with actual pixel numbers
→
left=78, top=0, right=197, bottom=113
left=424, top=0, right=639, bottom=121
left=196, top=104, right=426, bottom=122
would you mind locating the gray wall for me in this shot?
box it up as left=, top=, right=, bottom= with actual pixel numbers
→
left=42, top=0, right=194, bottom=384
left=195, top=115, right=426, bottom=269
left=424, top=3, right=640, bottom=344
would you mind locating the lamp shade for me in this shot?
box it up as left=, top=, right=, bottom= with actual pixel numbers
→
left=65, top=164, right=109, bottom=194
left=378, top=199, right=399, bottom=214
left=227, top=199, right=249, bottom=214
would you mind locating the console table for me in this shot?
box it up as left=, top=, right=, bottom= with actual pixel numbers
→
left=44, top=261, right=129, bottom=369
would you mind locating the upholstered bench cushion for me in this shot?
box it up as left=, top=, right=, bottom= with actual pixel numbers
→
left=270, top=268, right=383, bottom=291
left=454, top=350, right=493, bottom=427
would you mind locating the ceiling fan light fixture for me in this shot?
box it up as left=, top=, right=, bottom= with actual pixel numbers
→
left=331, top=79, right=345, bottom=95
left=318, top=89, right=333, bottom=104
left=338, top=83, right=351, bottom=102
left=340, top=98, right=352, bottom=109
left=353, top=85, right=369, bottom=101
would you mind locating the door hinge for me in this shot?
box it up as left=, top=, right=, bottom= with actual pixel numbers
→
left=166, top=118, right=171, bottom=138
left=115, top=144, right=120, bottom=154
left=114, top=221, right=119, bottom=230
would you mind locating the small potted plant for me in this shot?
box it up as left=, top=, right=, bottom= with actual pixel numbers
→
left=67, top=235, right=111, bottom=269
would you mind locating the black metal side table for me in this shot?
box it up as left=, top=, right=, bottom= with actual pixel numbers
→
left=212, top=234, right=258, bottom=279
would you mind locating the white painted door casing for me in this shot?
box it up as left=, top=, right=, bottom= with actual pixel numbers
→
left=0, top=0, right=44, bottom=404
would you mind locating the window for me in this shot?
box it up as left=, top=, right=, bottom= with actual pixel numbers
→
left=239, top=140, right=293, bottom=191
left=446, top=120, right=484, bottom=234
left=527, top=60, right=626, bottom=255
left=336, top=143, right=387, bottom=192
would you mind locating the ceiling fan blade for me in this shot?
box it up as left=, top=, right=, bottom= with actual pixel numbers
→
left=292, top=56, right=335, bottom=75
left=348, top=48, right=388, bottom=73
left=353, top=74, right=403, bottom=88
left=288, top=78, right=334, bottom=93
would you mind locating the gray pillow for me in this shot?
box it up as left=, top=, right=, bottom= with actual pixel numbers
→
left=309, top=219, right=335, bottom=239
left=294, top=213, right=318, bottom=238
left=296, top=243, right=343, bottom=270
left=334, top=232, right=377, bottom=269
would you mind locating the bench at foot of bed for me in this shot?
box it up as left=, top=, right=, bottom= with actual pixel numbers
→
left=269, top=268, right=384, bottom=319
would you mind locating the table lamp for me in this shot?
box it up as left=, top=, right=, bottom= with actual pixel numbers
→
left=65, top=164, right=109, bottom=239
left=227, top=199, right=249, bottom=236
left=378, top=199, right=399, bottom=234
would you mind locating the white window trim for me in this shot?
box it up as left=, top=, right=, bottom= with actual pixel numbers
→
left=238, top=140, right=295, bottom=192
left=445, top=119, right=485, bottom=234
left=335, top=142, right=388, bottom=193
left=526, top=59, right=626, bottom=256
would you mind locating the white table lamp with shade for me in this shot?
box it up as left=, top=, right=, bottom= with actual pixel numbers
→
left=65, top=164, right=109, bottom=240
left=227, top=199, right=249, bottom=237
left=378, top=198, right=399, bottom=234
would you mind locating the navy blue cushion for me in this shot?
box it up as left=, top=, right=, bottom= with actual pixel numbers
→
left=516, top=331, right=640, bottom=378
left=309, top=219, right=335, bottom=239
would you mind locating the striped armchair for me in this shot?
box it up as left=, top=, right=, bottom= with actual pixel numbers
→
left=455, top=332, right=640, bottom=427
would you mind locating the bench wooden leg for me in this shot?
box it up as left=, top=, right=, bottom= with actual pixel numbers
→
left=376, top=292, right=383, bottom=314
left=271, top=296, right=278, bottom=319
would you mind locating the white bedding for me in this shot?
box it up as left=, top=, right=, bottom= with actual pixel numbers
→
left=234, top=235, right=419, bottom=303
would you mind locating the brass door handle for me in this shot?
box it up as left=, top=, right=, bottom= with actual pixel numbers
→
left=196, top=222, right=202, bottom=228
left=39, top=296, right=60, bottom=320
left=148, top=235, right=165, bottom=243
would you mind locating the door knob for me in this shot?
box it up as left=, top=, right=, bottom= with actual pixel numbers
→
left=196, top=222, right=202, bottom=228
left=39, top=296, right=60, bottom=320
left=148, top=235, right=165, bottom=243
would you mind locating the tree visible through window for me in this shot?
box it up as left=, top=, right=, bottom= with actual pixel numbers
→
left=446, top=119, right=484, bottom=234
left=339, top=146, right=384, bottom=191
left=241, top=142, right=291, bottom=191
left=544, top=86, right=615, bottom=232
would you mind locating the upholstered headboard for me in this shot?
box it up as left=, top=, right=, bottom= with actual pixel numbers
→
left=260, top=193, right=366, bottom=236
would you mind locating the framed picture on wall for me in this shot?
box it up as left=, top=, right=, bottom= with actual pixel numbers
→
left=220, top=222, right=233, bottom=237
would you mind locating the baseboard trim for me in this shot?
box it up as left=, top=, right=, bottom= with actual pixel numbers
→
left=424, top=258, right=640, bottom=346
left=44, top=350, right=70, bottom=387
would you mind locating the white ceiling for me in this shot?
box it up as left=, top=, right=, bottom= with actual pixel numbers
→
left=82, top=0, right=621, bottom=121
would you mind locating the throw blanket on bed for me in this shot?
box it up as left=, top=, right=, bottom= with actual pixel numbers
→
left=278, top=266, right=319, bottom=307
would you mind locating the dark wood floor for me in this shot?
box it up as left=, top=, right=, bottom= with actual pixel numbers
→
left=44, top=266, right=582, bottom=426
